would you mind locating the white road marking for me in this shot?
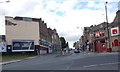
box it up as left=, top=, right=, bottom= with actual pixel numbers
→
left=99, top=62, right=120, bottom=66
left=83, top=64, right=98, bottom=68
left=83, top=62, right=120, bottom=68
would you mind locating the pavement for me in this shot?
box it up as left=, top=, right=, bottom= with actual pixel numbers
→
left=0, top=51, right=119, bottom=65
left=1, top=52, right=69, bottom=65
left=3, top=51, right=119, bottom=70
left=1, top=56, right=37, bottom=65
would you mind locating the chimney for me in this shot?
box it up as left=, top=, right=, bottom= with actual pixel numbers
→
left=42, top=21, right=44, bottom=24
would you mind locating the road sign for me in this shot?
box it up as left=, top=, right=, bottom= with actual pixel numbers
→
left=0, top=41, right=7, bottom=52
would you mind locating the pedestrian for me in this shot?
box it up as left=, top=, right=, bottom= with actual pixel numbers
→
left=36, top=48, right=40, bottom=56
left=83, top=45, right=85, bottom=52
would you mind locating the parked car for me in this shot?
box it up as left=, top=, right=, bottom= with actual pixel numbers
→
left=74, top=49, right=80, bottom=53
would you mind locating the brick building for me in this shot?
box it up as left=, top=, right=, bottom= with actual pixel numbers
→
left=109, top=10, right=120, bottom=51
left=52, top=29, right=61, bottom=52
left=5, top=16, right=61, bottom=54
left=91, top=22, right=109, bottom=52
left=80, top=10, right=120, bottom=52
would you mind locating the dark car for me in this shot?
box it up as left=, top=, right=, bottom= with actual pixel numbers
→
left=74, top=49, right=80, bottom=53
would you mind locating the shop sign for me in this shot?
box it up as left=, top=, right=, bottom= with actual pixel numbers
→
left=95, top=32, right=100, bottom=37
left=0, top=41, right=7, bottom=52
left=12, top=40, right=35, bottom=52
left=111, top=27, right=119, bottom=36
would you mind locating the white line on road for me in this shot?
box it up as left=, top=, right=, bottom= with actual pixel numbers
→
left=99, top=62, right=120, bottom=66
left=83, top=64, right=98, bottom=68
left=83, top=62, right=120, bottom=68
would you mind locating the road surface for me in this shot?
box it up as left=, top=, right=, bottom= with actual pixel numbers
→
left=2, top=52, right=120, bottom=71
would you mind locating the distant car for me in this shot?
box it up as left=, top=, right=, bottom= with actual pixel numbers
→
left=74, top=49, right=80, bottom=53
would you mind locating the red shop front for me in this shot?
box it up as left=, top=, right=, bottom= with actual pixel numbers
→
left=93, top=37, right=109, bottom=52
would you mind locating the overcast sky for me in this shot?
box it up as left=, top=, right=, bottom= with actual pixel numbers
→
left=0, top=0, right=119, bottom=48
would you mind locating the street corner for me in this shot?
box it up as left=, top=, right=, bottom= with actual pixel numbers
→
left=2, top=60, right=22, bottom=65
left=2, top=56, right=37, bottom=65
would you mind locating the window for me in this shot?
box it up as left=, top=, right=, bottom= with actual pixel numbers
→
left=101, top=32, right=105, bottom=37
left=114, top=39, right=119, bottom=46
left=112, top=26, right=115, bottom=28
left=100, top=40, right=105, bottom=43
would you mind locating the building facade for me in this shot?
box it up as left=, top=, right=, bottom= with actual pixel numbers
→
left=52, top=29, right=61, bottom=52
left=5, top=16, right=61, bottom=54
left=80, top=10, right=120, bottom=52
left=91, top=22, right=109, bottom=52
left=109, top=10, right=120, bottom=52
left=6, top=16, right=39, bottom=52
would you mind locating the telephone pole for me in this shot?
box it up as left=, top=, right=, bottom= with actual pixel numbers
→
left=105, top=2, right=111, bottom=52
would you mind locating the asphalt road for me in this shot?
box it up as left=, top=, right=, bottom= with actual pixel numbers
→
left=2, top=52, right=120, bottom=70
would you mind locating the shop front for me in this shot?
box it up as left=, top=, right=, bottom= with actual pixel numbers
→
left=110, top=27, right=120, bottom=51
left=93, top=37, right=108, bottom=52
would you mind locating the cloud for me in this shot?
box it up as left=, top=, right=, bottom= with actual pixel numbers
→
left=0, top=0, right=118, bottom=48
left=0, top=15, right=5, bottom=35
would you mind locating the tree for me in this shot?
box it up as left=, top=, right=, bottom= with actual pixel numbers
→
left=73, top=42, right=77, bottom=47
left=60, top=37, right=66, bottom=50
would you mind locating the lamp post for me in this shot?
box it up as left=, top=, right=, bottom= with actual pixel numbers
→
left=105, top=2, right=108, bottom=23
left=105, top=2, right=111, bottom=52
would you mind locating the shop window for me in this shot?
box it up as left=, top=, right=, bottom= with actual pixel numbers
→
left=114, top=39, right=119, bottom=46
left=112, top=26, right=114, bottom=28
left=102, top=32, right=105, bottom=36
left=100, top=40, right=105, bottom=43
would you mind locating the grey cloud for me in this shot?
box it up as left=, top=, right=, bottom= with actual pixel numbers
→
left=66, top=35, right=80, bottom=42
left=59, top=32, right=67, bottom=38
left=4, top=1, right=39, bottom=16
left=59, top=32, right=80, bottom=42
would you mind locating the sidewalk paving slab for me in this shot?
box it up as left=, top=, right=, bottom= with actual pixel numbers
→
left=1, top=53, right=62, bottom=65
left=1, top=56, right=38, bottom=65
left=1, top=52, right=118, bottom=65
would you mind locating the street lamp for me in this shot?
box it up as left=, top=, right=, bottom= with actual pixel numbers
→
left=105, top=2, right=111, bottom=52
left=105, top=2, right=108, bottom=23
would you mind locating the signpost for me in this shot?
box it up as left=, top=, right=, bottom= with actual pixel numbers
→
left=0, top=41, right=7, bottom=52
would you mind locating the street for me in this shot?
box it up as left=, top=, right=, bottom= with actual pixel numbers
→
left=0, top=1, right=120, bottom=72
left=2, top=52, right=119, bottom=70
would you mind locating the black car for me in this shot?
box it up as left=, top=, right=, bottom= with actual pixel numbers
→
left=74, top=49, right=80, bottom=53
